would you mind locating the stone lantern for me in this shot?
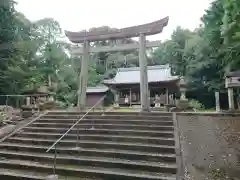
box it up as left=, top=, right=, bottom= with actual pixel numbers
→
left=176, top=76, right=189, bottom=110
left=179, top=76, right=187, bottom=100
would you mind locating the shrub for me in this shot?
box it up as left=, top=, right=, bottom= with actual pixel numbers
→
left=55, top=101, right=67, bottom=108
left=188, top=99, right=205, bottom=110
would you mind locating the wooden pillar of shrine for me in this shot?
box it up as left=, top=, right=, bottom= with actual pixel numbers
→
left=114, top=92, right=120, bottom=108
left=78, top=40, right=90, bottom=110
left=139, top=33, right=149, bottom=111
left=129, top=88, right=132, bottom=107
left=111, top=88, right=119, bottom=108
left=228, top=88, right=234, bottom=110
left=166, top=87, right=169, bottom=104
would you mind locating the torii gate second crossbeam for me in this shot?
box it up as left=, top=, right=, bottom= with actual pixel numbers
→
left=65, top=17, right=169, bottom=111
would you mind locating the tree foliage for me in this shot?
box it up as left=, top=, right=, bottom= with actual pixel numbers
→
left=150, top=0, right=240, bottom=107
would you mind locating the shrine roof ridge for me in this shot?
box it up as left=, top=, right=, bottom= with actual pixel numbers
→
left=86, top=85, right=109, bottom=93
left=225, top=71, right=240, bottom=77
left=118, top=64, right=171, bottom=72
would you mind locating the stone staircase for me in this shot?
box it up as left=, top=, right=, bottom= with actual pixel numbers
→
left=0, top=111, right=180, bottom=180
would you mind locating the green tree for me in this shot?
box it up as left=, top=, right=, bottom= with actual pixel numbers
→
left=150, top=27, right=195, bottom=76
left=150, top=0, right=240, bottom=108
left=0, top=1, right=34, bottom=94
left=32, top=18, right=65, bottom=87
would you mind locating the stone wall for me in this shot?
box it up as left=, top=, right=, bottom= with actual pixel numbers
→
left=176, top=114, right=240, bottom=179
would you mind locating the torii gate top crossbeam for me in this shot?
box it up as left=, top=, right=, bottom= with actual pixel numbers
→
left=65, top=17, right=169, bottom=43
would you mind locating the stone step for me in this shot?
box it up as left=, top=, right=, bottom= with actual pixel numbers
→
left=0, top=111, right=178, bottom=179
left=4, top=138, right=176, bottom=153
left=47, top=111, right=173, bottom=117
left=0, top=167, right=96, bottom=180
left=41, top=114, right=172, bottom=120
left=0, top=168, right=46, bottom=180
left=37, top=118, right=174, bottom=126
left=15, top=132, right=175, bottom=145
left=0, top=143, right=176, bottom=163
left=21, top=127, right=174, bottom=137
left=0, top=159, right=176, bottom=180
left=0, top=168, right=100, bottom=180
left=30, top=122, right=174, bottom=131
left=0, top=169, right=85, bottom=180
left=0, top=150, right=177, bottom=174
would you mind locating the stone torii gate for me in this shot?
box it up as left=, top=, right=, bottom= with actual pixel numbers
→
left=65, top=17, right=169, bottom=111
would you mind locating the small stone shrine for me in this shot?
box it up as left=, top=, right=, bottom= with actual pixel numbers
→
left=225, top=71, right=240, bottom=110
left=21, top=86, right=55, bottom=117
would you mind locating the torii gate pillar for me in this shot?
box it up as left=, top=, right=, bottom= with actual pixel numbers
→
left=139, top=33, right=150, bottom=111
left=78, top=40, right=89, bottom=110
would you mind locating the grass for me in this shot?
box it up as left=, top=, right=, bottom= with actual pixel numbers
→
left=112, top=108, right=140, bottom=112
left=208, top=169, right=235, bottom=180
left=198, top=109, right=216, bottom=112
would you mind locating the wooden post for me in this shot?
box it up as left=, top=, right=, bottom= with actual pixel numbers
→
left=113, top=91, right=119, bottom=108
left=215, top=91, right=220, bottom=112
left=237, top=88, right=240, bottom=109
left=148, top=89, right=151, bottom=107
left=166, top=88, right=169, bottom=104
left=228, top=88, right=234, bottom=110
left=26, top=97, right=30, bottom=106
left=78, top=40, right=90, bottom=110
left=129, top=88, right=132, bottom=107
left=5, top=95, right=8, bottom=114
left=139, top=33, right=149, bottom=111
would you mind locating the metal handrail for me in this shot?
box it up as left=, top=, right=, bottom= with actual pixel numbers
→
left=46, top=67, right=119, bottom=153
left=46, top=94, right=107, bottom=152
left=46, top=68, right=119, bottom=174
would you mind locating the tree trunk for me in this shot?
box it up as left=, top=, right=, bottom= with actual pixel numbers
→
left=48, top=75, right=52, bottom=87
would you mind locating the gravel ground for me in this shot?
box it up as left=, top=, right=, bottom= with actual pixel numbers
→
left=177, top=115, right=240, bottom=180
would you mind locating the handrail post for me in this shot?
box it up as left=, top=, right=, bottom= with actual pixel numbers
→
left=46, top=94, right=107, bottom=153
left=53, top=144, right=57, bottom=174
left=76, top=124, right=80, bottom=147
left=91, top=117, right=94, bottom=130
left=5, top=95, right=8, bottom=114
left=103, top=106, right=105, bottom=115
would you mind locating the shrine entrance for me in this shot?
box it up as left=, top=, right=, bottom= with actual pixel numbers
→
left=65, top=17, right=169, bottom=111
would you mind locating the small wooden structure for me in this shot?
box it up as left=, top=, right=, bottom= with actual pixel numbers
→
left=86, top=85, right=109, bottom=107
left=103, top=65, right=181, bottom=108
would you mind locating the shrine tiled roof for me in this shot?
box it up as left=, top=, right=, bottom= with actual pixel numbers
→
left=225, top=71, right=240, bottom=77
left=86, top=85, right=109, bottom=93
left=103, top=65, right=179, bottom=85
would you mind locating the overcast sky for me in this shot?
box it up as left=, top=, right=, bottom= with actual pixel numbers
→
left=16, top=0, right=212, bottom=41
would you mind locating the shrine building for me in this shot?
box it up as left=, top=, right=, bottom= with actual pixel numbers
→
left=103, top=64, right=182, bottom=107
